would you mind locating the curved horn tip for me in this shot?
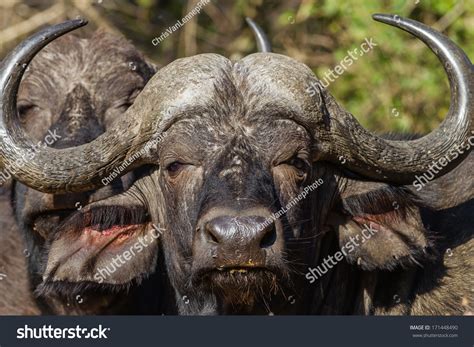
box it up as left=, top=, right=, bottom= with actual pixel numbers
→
left=38, top=18, right=89, bottom=41
left=331, top=12, right=473, bottom=184
left=69, top=17, right=88, bottom=26
left=245, top=17, right=255, bottom=26
left=372, top=13, right=397, bottom=22
left=372, top=13, right=420, bottom=30
left=45, top=18, right=89, bottom=32
left=372, top=13, right=412, bottom=28
left=57, top=18, right=89, bottom=31
left=245, top=17, right=272, bottom=53
left=0, top=18, right=89, bottom=89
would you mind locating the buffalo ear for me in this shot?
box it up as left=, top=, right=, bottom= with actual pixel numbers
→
left=329, top=185, right=433, bottom=270
left=41, top=188, right=161, bottom=289
left=42, top=220, right=159, bottom=286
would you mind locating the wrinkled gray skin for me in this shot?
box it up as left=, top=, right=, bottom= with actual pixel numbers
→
left=0, top=30, right=164, bottom=314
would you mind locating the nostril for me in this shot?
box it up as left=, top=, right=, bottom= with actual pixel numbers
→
left=205, top=222, right=220, bottom=244
left=259, top=224, right=277, bottom=248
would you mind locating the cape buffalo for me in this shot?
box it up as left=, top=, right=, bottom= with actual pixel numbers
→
left=0, top=26, right=160, bottom=314
left=0, top=15, right=472, bottom=315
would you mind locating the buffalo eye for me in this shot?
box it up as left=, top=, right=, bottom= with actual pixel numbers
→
left=118, top=101, right=133, bottom=112
left=117, top=88, right=141, bottom=112
left=286, top=156, right=309, bottom=179
left=17, top=102, right=39, bottom=123
left=288, top=157, right=307, bottom=171
left=166, top=161, right=185, bottom=177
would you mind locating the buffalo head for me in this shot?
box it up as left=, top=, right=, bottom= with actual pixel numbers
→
left=2, top=24, right=158, bottom=313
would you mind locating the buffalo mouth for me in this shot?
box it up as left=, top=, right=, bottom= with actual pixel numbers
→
left=192, top=265, right=283, bottom=305
left=199, top=266, right=273, bottom=277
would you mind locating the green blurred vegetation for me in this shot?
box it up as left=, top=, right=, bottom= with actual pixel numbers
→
left=1, top=0, right=473, bottom=134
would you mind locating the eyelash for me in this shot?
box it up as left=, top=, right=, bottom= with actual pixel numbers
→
left=166, top=161, right=185, bottom=176
left=288, top=157, right=308, bottom=171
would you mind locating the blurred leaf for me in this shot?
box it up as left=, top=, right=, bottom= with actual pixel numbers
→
left=137, top=0, right=154, bottom=8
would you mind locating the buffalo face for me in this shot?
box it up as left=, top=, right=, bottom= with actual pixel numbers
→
left=152, top=68, right=317, bottom=306
left=10, top=29, right=157, bottom=313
